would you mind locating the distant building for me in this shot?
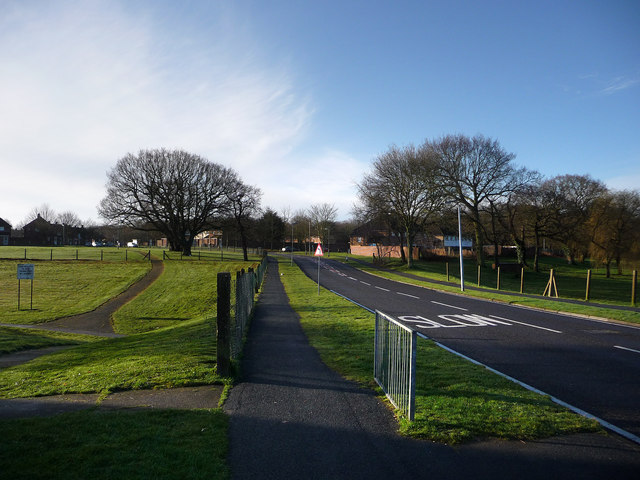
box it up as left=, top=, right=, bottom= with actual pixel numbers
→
left=0, top=217, right=11, bottom=246
left=21, top=214, right=86, bottom=246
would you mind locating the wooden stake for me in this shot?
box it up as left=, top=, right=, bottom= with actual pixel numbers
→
left=543, top=268, right=559, bottom=297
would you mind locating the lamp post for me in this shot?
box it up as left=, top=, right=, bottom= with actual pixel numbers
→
left=291, top=222, right=294, bottom=266
left=458, top=207, right=464, bottom=292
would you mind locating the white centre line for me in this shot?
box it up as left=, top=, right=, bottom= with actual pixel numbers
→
left=360, top=281, right=371, bottom=286
left=348, top=276, right=357, bottom=281
left=397, top=292, right=419, bottom=299
left=614, top=345, right=640, bottom=355
left=430, top=301, right=468, bottom=311
left=375, top=286, right=390, bottom=292
left=490, top=315, right=562, bottom=334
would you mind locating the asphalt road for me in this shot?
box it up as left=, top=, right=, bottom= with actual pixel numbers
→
left=294, top=255, right=640, bottom=443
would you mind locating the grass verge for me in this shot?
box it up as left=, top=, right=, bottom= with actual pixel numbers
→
left=277, top=256, right=601, bottom=444
left=0, top=408, right=229, bottom=480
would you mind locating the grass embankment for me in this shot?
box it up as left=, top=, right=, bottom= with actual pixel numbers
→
left=0, top=409, right=229, bottom=480
left=0, top=260, right=150, bottom=324
left=340, top=255, right=640, bottom=324
left=277, top=257, right=600, bottom=444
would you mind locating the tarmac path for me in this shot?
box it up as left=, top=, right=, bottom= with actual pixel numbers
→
left=223, top=257, right=640, bottom=480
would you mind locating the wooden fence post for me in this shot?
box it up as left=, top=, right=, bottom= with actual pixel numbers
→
left=585, top=269, right=592, bottom=302
left=520, top=267, right=524, bottom=294
left=477, top=264, right=481, bottom=286
left=632, top=270, right=637, bottom=306
left=446, top=262, right=449, bottom=282
left=496, top=266, right=501, bottom=290
left=216, top=272, right=231, bottom=377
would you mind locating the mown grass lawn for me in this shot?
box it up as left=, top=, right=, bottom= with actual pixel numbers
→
left=0, top=318, right=223, bottom=399
left=0, top=408, right=229, bottom=480
left=112, top=260, right=253, bottom=334
left=0, top=255, right=263, bottom=479
left=0, top=259, right=150, bottom=324
left=0, top=327, right=101, bottom=354
left=277, top=256, right=600, bottom=444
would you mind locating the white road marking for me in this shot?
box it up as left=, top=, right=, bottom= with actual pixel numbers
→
left=375, top=286, right=390, bottom=292
left=348, top=276, right=357, bottom=281
left=490, top=315, right=562, bottom=333
left=397, top=292, right=419, bottom=299
left=614, top=345, right=640, bottom=355
left=360, top=281, right=371, bottom=286
left=430, top=301, right=468, bottom=311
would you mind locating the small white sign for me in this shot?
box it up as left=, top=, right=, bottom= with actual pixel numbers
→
left=17, top=264, right=35, bottom=280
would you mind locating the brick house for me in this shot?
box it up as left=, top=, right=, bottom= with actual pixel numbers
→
left=0, top=217, right=11, bottom=246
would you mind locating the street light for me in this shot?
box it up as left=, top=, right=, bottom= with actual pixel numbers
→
left=458, top=206, right=465, bottom=292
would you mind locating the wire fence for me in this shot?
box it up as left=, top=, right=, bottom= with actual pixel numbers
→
left=374, top=310, right=417, bottom=420
left=217, top=255, right=268, bottom=370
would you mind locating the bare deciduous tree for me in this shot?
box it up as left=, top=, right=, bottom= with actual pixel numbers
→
left=427, top=134, right=532, bottom=266
left=357, top=144, right=443, bottom=268
left=226, top=175, right=262, bottom=261
left=99, top=148, right=233, bottom=255
left=308, top=203, right=338, bottom=248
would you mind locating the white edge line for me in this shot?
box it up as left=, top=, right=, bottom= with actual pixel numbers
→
left=490, top=315, right=562, bottom=334
left=397, top=292, right=419, bottom=299
left=614, top=345, right=640, bottom=355
left=329, top=290, right=375, bottom=313
left=416, top=332, right=640, bottom=446
left=430, top=301, right=468, bottom=311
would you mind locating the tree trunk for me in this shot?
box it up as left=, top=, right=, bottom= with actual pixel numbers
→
left=406, top=231, right=414, bottom=269
left=533, top=227, right=540, bottom=273
left=399, top=231, right=407, bottom=264
left=473, top=222, right=484, bottom=266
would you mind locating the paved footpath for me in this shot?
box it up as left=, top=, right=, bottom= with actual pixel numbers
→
left=224, top=258, right=640, bottom=480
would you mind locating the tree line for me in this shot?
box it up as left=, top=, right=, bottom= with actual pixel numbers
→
left=99, top=148, right=346, bottom=260
left=355, top=134, right=640, bottom=275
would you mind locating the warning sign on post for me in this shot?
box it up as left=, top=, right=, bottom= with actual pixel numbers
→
left=314, top=244, right=324, bottom=256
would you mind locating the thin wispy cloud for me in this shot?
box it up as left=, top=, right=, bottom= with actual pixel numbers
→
left=0, top=1, right=313, bottom=225
left=600, top=76, right=639, bottom=95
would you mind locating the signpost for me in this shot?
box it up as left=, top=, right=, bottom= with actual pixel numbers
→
left=314, top=243, right=324, bottom=295
left=17, top=263, right=35, bottom=310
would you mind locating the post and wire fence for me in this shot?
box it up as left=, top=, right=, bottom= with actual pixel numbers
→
left=216, top=255, right=268, bottom=376
left=374, top=310, right=417, bottom=421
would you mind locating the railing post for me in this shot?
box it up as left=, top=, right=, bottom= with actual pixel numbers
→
left=217, top=272, right=231, bottom=377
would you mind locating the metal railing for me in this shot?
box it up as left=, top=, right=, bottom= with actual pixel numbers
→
left=374, top=310, right=417, bottom=420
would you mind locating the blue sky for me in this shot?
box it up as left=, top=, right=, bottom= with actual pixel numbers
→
left=1, top=0, right=638, bottom=226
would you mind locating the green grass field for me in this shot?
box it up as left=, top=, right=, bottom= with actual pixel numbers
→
left=0, top=409, right=229, bottom=480
left=0, top=259, right=150, bottom=324
left=277, top=256, right=600, bottom=444
left=0, top=327, right=101, bottom=355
